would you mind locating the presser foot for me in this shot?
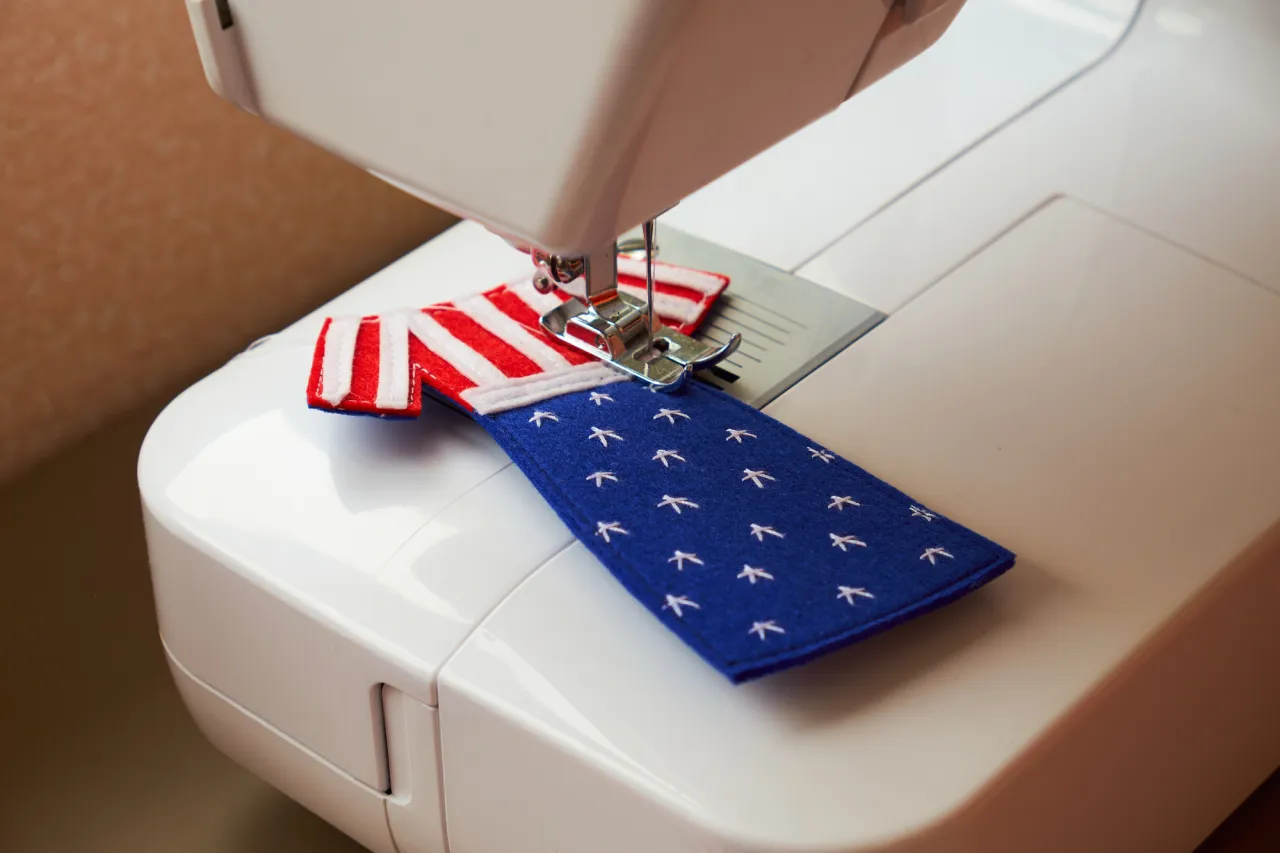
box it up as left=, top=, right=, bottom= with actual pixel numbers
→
left=535, top=224, right=741, bottom=391
left=540, top=291, right=741, bottom=391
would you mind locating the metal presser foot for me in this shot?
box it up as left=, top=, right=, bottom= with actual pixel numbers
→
left=535, top=220, right=741, bottom=391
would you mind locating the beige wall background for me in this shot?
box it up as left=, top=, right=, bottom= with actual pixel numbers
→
left=0, top=0, right=454, bottom=482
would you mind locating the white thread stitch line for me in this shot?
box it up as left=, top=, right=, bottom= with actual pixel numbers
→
left=657, top=495, right=699, bottom=514
left=652, top=449, right=686, bottom=467
left=586, top=471, right=618, bottom=487
left=828, top=496, right=859, bottom=510
left=837, top=586, right=874, bottom=604
left=528, top=410, right=558, bottom=426
left=588, top=427, right=624, bottom=447
left=595, top=521, right=628, bottom=543
left=749, top=620, right=785, bottom=640
left=662, top=594, right=700, bottom=618
left=589, top=391, right=614, bottom=406
left=749, top=523, right=784, bottom=541
left=830, top=533, right=867, bottom=551
left=317, top=316, right=361, bottom=405
left=653, top=408, right=690, bottom=424
left=725, top=428, right=756, bottom=443
left=742, top=469, right=775, bottom=488
left=668, top=551, right=703, bottom=570
left=737, top=565, right=774, bottom=584
left=910, top=505, right=937, bottom=521
left=920, top=547, right=954, bottom=565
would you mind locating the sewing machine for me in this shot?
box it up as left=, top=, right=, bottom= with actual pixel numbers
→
left=141, top=1, right=1280, bottom=851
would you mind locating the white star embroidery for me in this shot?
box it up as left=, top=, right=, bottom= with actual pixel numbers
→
left=528, top=410, right=558, bottom=426
left=910, top=505, right=937, bottom=522
left=725, top=428, right=757, bottom=443
left=657, top=495, right=699, bottom=514
left=668, top=551, right=704, bottom=571
left=737, top=565, right=774, bottom=584
left=828, top=495, right=860, bottom=511
left=594, top=521, right=628, bottom=543
left=589, top=391, right=614, bottom=406
left=920, top=547, right=954, bottom=565
left=808, top=446, right=835, bottom=463
left=741, top=468, right=776, bottom=488
left=837, top=585, right=875, bottom=605
left=587, top=426, right=624, bottom=447
left=830, top=533, right=867, bottom=551
left=749, top=523, right=784, bottom=541
left=653, top=408, right=691, bottom=424
left=585, top=471, right=618, bottom=488
left=749, top=620, right=786, bottom=640
left=662, top=594, right=700, bottom=618
left=652, top=448, right=686, bottom=468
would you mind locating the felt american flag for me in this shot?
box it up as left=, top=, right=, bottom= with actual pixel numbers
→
left=307, top=258, right=728, bottom=417
left=481, top=380, right=1017, bottom=682
left=304, top=261, right=1016, bottom=682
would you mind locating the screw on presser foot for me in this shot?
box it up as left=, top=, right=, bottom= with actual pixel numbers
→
left=537, top=220, right=741, bottom=391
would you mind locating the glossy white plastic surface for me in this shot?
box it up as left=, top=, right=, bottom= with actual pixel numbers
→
left=165, top=644, right=397, bottom=853
left=383, top=688, right=449, bottom=853
left=662, top=0, right=1141, bottom=271
left=438, top=198, right=1280, bottom=853
left=185, top=0, right=953, bottom=256
left=800, top=0, right=1280, bottom=311
left=141, top=333, right=572, bottom=789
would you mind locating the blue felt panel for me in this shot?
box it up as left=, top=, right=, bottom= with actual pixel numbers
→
left=479, top=380, right=1015, bottom=683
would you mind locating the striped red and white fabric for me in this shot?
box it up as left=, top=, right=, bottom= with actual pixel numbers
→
left=307, top=258, right=729, bottom=417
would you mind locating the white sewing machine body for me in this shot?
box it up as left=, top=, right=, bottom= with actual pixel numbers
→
left=142, top=2, right=1280, bottom=851
left=184, top=0, right=966, bottom=257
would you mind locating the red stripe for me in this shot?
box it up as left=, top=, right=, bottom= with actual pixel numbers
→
left=424, top=304, right=543, bottom=378
left=483, top=287, right=596, bottom=366
left=617, top=273, right=710, bottom=308
left=306, top=317, right=332, bottom=405
left=409, top=335, right=478, bottom=408
left=654, top=261, right=729, bottom=292
left=347, top=319, right=385, bottom=405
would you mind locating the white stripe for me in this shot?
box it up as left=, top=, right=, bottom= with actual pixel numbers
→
left=376, top=313, right=411, bottom=409
left=509, top=277, right=567, bottom=315
left=557, top=280, right=704, bottom=325
left=318, top=316, right=360, bottom=405
left=405, top=310, right=508, bottom=385
left=617, top=257, right=724, bottom=295
left=461, top=363, right=627, bottom=414
left=454, top=295, right=571, bottom=372
left=618, top=284, right=703, bottom=325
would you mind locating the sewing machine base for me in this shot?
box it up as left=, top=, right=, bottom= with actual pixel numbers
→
left=141, top=197, right=1280, bottom=853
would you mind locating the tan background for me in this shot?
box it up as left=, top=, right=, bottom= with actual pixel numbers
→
left=0, top=1, right=1275, bottom=851
left=0, top=0, right=454, bottom=482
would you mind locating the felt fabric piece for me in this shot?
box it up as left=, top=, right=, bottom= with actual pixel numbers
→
left=307, top=264, right=728, bottom=417
left=478, top=380, right=1016, bottom=683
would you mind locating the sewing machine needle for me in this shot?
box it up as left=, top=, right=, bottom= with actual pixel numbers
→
left=642, top=219, right=656, bottom=351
